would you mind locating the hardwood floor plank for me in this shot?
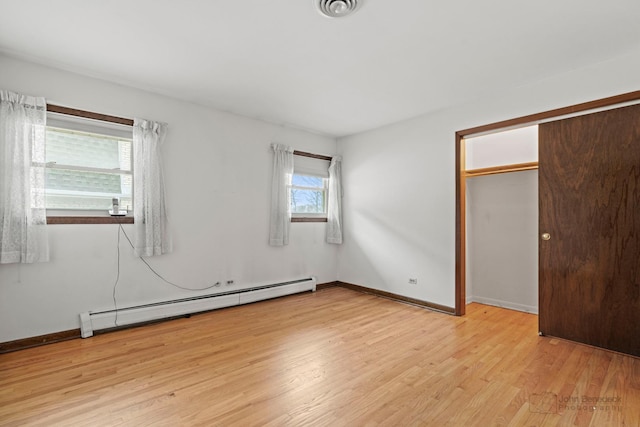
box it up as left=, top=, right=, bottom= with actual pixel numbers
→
left=1, top=287, right=639, bottom=426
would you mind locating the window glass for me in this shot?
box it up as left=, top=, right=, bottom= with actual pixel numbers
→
left=290, top=174, right=327, bottom=215
left=45, top=126, right=133, bottom=211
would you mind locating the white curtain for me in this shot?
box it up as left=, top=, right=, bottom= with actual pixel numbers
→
left=269, top=144, right=294, bottom=246
left=326, top=156, right=343, bottom=244
left=0, top=90, right=49, bottom=263
left=133, top=118, right=172, bottom=257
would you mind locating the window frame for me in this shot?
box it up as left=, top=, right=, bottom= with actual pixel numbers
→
left=290, top=172, right=329, bottom=221
left=290, top=150, right=333, bottom=223
left=44, top=104, right=135, bottom=225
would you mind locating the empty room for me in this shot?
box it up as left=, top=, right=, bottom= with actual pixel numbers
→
left=1, top=1, right=639, bottom=426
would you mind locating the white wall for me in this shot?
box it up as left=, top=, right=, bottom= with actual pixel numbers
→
left=3, top=45, right=640, bottom=341
left=337, top=47, right=640, bottom=308
left=466, top=171, right=538, bottom=313
left=465, top=125, right=538, bottom=170
left=0, top=55, right=338, bottom=342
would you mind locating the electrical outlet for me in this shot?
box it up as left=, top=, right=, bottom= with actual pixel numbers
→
left=409, top=278, right=418, bottom=285
left=226, top=280, right=234, bottom=285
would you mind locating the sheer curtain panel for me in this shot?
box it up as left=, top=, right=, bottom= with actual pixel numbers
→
left=269, top=144, right=294, bottom=246
left=133, top=118, right=172, bottom=257
left=0, top=90, right=49, bottom=263
left=326, top=156, right=343, bottom=244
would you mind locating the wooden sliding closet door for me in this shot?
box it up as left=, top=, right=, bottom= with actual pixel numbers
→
left=539, top=103, right=640, bottom=356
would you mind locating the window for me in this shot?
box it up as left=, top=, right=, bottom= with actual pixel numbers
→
left=44, top=113, right=133, bottom=214
left=290, top=174, right=328, bottom=217
left=290, top=154, right=330, bottom=221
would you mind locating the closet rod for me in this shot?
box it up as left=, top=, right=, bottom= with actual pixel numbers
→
left=465, top=161, right=538, bottom=178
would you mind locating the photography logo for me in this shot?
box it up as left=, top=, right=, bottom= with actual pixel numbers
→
left=529, top=392, right=558, bottom=414
left=529, top=393, right=623, bottom=414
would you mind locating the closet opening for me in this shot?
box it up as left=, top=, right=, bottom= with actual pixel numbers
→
left=454, top=90, right=640, bottom=316
left=463, top=126, right=538, bottom=315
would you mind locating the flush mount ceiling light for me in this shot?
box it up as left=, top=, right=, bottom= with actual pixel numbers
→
left=316, top=0, right=360, bottom=18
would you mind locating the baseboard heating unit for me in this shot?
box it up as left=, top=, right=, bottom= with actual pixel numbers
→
left=79, top=277, right=316, bottom=338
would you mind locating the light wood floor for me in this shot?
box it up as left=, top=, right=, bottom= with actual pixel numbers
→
left=1, top=287, right=639, bottom=426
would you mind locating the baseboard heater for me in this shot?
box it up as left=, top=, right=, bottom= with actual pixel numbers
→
left=79, top=277, right=316, bottom=338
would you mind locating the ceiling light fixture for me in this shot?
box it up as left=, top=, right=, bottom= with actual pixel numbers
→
left=316, top=0, right=360, bottom=18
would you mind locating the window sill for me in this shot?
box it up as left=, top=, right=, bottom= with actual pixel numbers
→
left=46, top=216, right=134, bottom=225
left=291, top=217, right=327, bottom=223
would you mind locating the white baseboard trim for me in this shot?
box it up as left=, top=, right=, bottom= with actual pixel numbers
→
left=467, top=296, right=538, bottom=315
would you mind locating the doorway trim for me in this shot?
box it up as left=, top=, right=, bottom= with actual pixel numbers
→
left=454, top=90, right=640, bottom=316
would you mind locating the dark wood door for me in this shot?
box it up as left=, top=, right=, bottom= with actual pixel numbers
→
left=539, top=103, right=640, bottom=356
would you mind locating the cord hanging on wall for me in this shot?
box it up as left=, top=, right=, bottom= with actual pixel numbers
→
left=111, top=224, right=219, bottom=327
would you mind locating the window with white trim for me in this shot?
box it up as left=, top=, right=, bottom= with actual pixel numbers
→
left=45, top=113, right=133, bottom=213
left=290, top=174, right=328, bottom=217
left=290, top=155, right=330, bottom=219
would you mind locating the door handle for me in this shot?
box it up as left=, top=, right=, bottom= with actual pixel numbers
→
left=541, top=233, right=551, bottom=241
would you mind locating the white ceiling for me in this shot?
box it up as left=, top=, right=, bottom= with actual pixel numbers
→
left=1, top=0, right=639, bottom=137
